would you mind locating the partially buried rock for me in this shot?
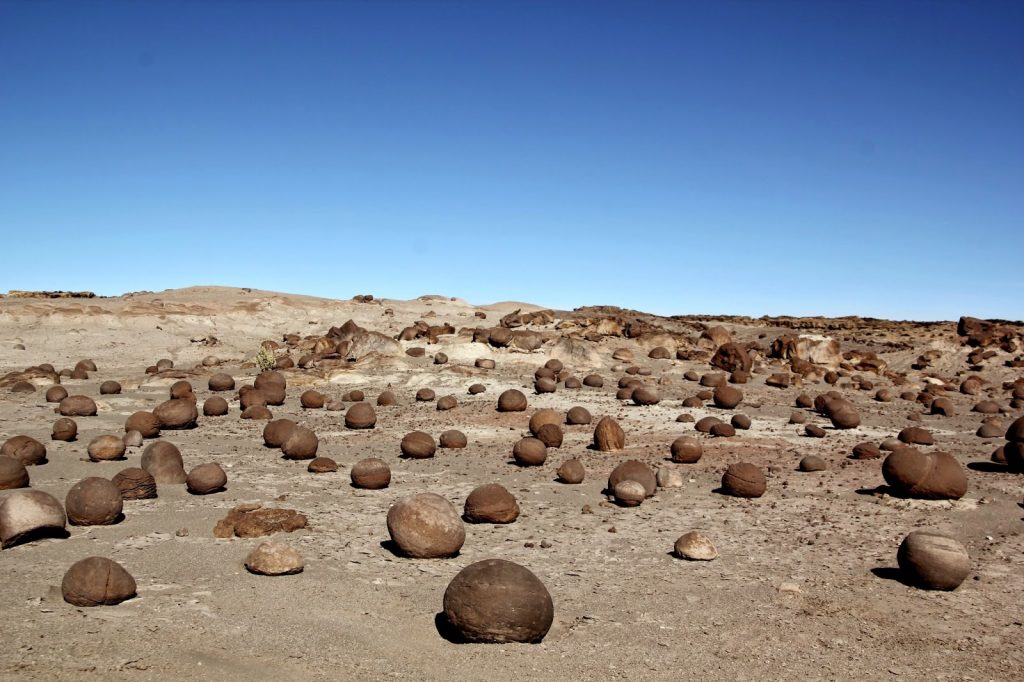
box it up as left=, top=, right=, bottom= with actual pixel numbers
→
left=208, top=373, right=235, bottom=391
left=608, top=460, right=656, bottom=498
left=345, top=403, right=377, bottom=429
left=631, top=386, right=660, bottom=406
left=203, top=396, right=229, bottom=416
left=0, top=490, right=66, bottom=548
left=799, top=455, right=827, bottom=472
left=87, top=434, right=126, bottom=462
left=307, top=457, right=338, bottom=473
left=1, top=435, right=46, bottom=466
left=263, top=418, right=297, bottom=448
left=45, top=385, right=68, bottom=403
left=52, top=418, right=77, bottom=441
left=513, top=437, right=547, bottom=466
left=804, top=424, right=826, bottom=439
left=464, top=484, right=520, bottom=524
left=613, top=480, right=647, bottom=507
left=62, top=557, right=136, bottom=606
left=593, top=416, right=625, bottom=451
left=59, top=395, right=97, bottom=417
left=535, top=423, right=563, bottom=448
left=124, top=411, right=160, bottom=439
left=437, top=395, right=458, bottom=411
left=721, top=463, right=766, bottom=498
left=882, top=448, right=967, bottom=500
left=415, top=388, right=436, bottom=402
left=656, top=467, right=684, bottom=488
left=186, top=463, right=227, bottom=495
left=670, top=436, right=703, bottom=463
left=467, top=384, right=486, bottom=395
left=674, top=531, right=718, bottom=561
left=401, top=431, right=436, bottom=458
left=898, top=427, right=934, bottom=446
left=556, top=459, right=585, bottom=484
left=153, top=398, right=198, bottom=430
left=0, top=457, right=30, bottom=490
left=111, top=468, right=157, bottom=500
left=386, top=493, right=465, bottom=558
left=281, top=427, right=319, bottom=460
left=713, top=385, right=743, bottom=409
left=442, top=559, right=554, bottom=643
left=141, top=441, right=187, bottom=484
left=245, top=542, right=305, bottom=576
left=497, top=389, right=527, bottom=412
left=99, top=380, right=121, bottom=395
left=66, top=477, right=123, bottom=526
left=350, top=458, right=391, bottom=489
left=439, top=430, right=468, bottom=449
left=376, top=390, right=397, bottom=406
left=897, top=531, right=970, bottom=590
left=300, top=390, right=325, bottom=409
left=566, top=406, right=591, bottom=425
left=852, top=442, right=882, bottom=460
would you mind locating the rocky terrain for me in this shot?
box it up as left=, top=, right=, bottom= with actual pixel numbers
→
left=0, top=286, right=1021, bottom=681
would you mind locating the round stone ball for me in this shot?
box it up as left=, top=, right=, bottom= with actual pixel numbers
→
left=239, top=387, right=267, bottom=410
left=45, top=385, right=68, bottom=403
left=881, top=448, right=967, bottom=500
left=254, top=370, right=287, bottom=391
left=0, top=457, right=30, bottom=490
left=731, top=414, right=752, bottom=430
left=433, top=352, right=448, bottom=365
left=799, top=455, right=827, bottom=472
left=593, top=416, right=625, bottom=451
left=613, top=480, right=647, bottom=507
left=1005, top=416, right=1024, bottom=443
left=535, top=423, right=563, bottom=449
left=464, top=484, right=520, bottom=524
left=544, top=358, right=564, bottom=373
left=556, top=459, right=585, bottom=484
left=62, top=557, right=136, bottom=606
left=0, top=490, right=66, bottom=548
left=245, top=541, right=305, bottom=576
left=437, top=395, right=458, bottom=411
left=281, top=427, right=319, bottom=460
left=534, top=377, right=557, bottom=394
left=123, top=430, right=143, bottom=448
left=66, top=477, right=123, bottom=526
left=168, top=380, right=195, bottom=400
left=345, top=403, right=377, bottom=429
left=111, top=468, right=157, bottom=500
left=529, top=409, right=562, bottom=436
left=1, top=435, right=47, bottom=466
left=830, top=406, right=861, bottom=429
left=695, top=416, right=723, bottom=433
left=386, top=492, right=465, bottom=558
left=976, top=423, right=1003, bottom=439
left=513, top=437, right=547, bottom=466
left=930, top=397, right=955, bottom=417
left=307, top=456, right=338, bottom=473
left=125, top=411, right=160, bottom=439
left=670, top=436, right=703, bottom=463
left=467, top=384, right=486, bottom=395
left=563, top=376, right=582, bottom=389
left=186, top=463, right=227, bottom=494
left=616, top=387, right=635, bottom=401
left=805, top=424, right=826, bottom=438
left=608, top=460, right=656, bottom=497
left=300, top=390, right=325, bottom=409
left=674, top=531, right=719, bottom=561
left=721, top=463, right=766, bottom=498
left=897, top=531, right=971, bottom=590
left=497, top=389, right=528, bottom=412
left=566, top=406, right=592, bottom=425
left=51, top=417, right=78, bottom=442
left=241, top=405, right=273, bottom=420
left=443, top=559, right=554, bottom=643
left=682, top=396, right=704, bottom=408
left=263, top=418, right=297, bottom=448
left=631, top=386, right=660, bottom=406
left=852, top=442, right=882, bottom=459
left=59, top=395, right=97, bottom=417
left=400, top=431, right=436, bottom=458
left=208, top=373, right=235, bottom=391
left=203, top=396, right=229, bottom=416
left=710, top=422, right=736, bottom=438
left=99, top=380, right=122, bottom=395
left=350, top=458, right=391, bottom=489
left=415, top=388, right=436, bottom=402
left=439, top=430, right=468, bottom=449
left=141, top=441, right=187, bottom=484
left=153, top=398, right=198, bottom=430
left=713, top=385, right=743, bottom=409
left=87, top=434, right=126, bottom=462
left=583, top=374, right=604, bottom=388
left=376, top=390, right=398, bottom=405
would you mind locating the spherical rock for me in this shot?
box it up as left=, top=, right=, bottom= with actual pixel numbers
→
left=263, top=419, right=297, bottom=448
left=464, top=484, right=520, bottom=524
left=467, top=384, right=486, bottom=395
left=386, top=493, right=465, bottom=558
left=976, top=423, right=1003, bottom=439
left=534, top=377, right=557, bottom=394
left=0, top=490, right=66, bottom=547
left=186, top=463, right=227, bottom=494
left=87, top=434, right=126, bottom=461
left=208, top=373, right=235, bottom=391
left=300, top=390, right=325, bottom=409
left=713, top=385, right=743, bottom=409
left=1005, top=416, right=1024, bottom=443
left=613, top=480, right=647, bottom=506
left=45, top=385, right=68, bottom=403
left=695, top=416, right=723, bottom=433
left=593, top=416, right=625, bottom=451
left=670, top=436, right=703, bottom=463
left=141, top=441, right=187, bottom=484
left=608, top=460, right=656, bottom=497
left=1, top=435, right=47, bottom=466
left=731, top=414, right=752, bottom=430
left=882, top=448, right=967, bottom=499
left=556, top=459, right=585, bottom=484
left=682, top=396, right=704, bottom=408
left=51, top=417, right=78, bottom=441
left=62, top=557, right=136, bottom=606
left=436, top=430, right=467, bottom=449
left=805, top=424, right=826, bottom=438
left=307, top=457, right=338, bottom=473
left=674, top=531, right=719, bottom=561
left=66, top=477, right=123, bottom=526
left=437, top=395, right=458, bottom=411
left=350, top=458, right=391, bottom=489
left=168, top=380, right=195, bottom=400
left=124, top=411, right=160, bottom=439
left=99, top=380, right=122, bottom=395
left=203, top=396, right=229, bottom=416
left=59, top=395, right=97, bottom=417
left=563, top=376, right=582, bottom=389
left=656, top=467, right=684, bottom=488
left=281, top=427, right=319, bottom=460
left=377, top=390, right=398, bottom=406
left=245, top=541, right=305, bottom=575
left=0, top=457, right=30, bottom=490
left=566, top=406, right=592, bottom=425
left=631, top=386, right=660, bottom=406
left=710, top=422, right=736, bottom=438
left=535, top=423, right=563, bottom=449
left=497, top=389, right=528, bottom=412
left=401, top=431, right=436, bottom=458
left=721, top=463, right=766, bottom=498
left=930, top=397, right=955, bottom=417
left=415, top=388, right=436, bottom=402
left=345, top=403, right=377, bottom=429
left=111, top=468, right=157, bottom=500
left=528, top=409, right=562, bottom=436
left=153, top=398, right=198, bottom=430
left=583, top=374, right=604, bottom=388
left=852, top=442, right=882, bottom=460
left=897, top=531, right=971, bottom=590
left=443, top=559, right=554, bottom=643
left=898, top=427, right=934, bottom=446
left=512, top=437, right=547, bottom=466
left=799, top=455, right=827, bottom=472
left=830, top=405, right=861, bottom=429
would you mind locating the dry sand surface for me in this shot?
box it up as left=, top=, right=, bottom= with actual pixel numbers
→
left=0, top=286, right=1022, bottom=680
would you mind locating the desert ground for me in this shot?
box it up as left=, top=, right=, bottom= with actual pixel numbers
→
left=0, top=286, right=1021, bottom=681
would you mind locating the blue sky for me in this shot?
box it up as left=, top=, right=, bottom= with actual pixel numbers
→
left=1, top=1, right=1021, bottom=320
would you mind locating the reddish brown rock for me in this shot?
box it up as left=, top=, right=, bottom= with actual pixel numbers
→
left=1, top=435, right=46, bottom=466
left=111, top=468, right=157, bottom=500
left=282, top=427, right=319, bottom=460
left=497, top=389, right=528, bottom=412
left=513, top=437, right=547, bottom=466
left=350, top=458, right=391, bottom=489
left=464, top=484, right=520, bottom=524
left=721, top=463, right=766, bottom=498
left=65, top=477, right=123, bottom=526
left=442, top=559, right=554, bottom=643
left=186, top=463, right=227, bottom=494
left=386, top=493, right=465, bottom=558
left=59, top=395, right=97, bottom=417
left=882, top=448, right=967, bottom=499
left=439, top=430, right=468, bottom=449
left=153, top=398, right=198, bottom=430
left=401, top=431, right=436, bottom=458
left=593, top=416, right=625, bottom=451
left=51, top=417, right=78, bottom=441
left=556, top=458, right=585, bottom=484
left=62, top=557, right=136, bottom=606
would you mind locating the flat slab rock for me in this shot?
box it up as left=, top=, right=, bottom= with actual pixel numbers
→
left=213, top=504, right=308, bottom=538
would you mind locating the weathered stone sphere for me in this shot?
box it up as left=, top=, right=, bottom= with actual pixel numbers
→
left=710, top=422, right=736, bottom=438
left=153, top=398, right=198, bottom=430
left=239, top=386, right=267, bottom=409
left=345, top=403, right=377, bottom=429
left=566, top=406, right=592, bottom=425
left=464, top=484, right=520, bottom=524
left=307, top=456, right=338, bottom=473
left=534, top=377, right=557, bottom=394
left=442, top=559, right=554, bottom=643
left=898, top=426, right=934, bottom=445
left=731, top=414, right=752, bottom=430
left=1005, top=416, right=1024, bottom=443
left=62, top=557, right=136, bottom=606
left=350, top=458, right=391, bottom=489
left=111, top=468, right=157, bottom=500
left=497, top=389, right=528, bottom=412
left=631, top=386, right=660, bottom=406
left=66, top=477, right=123, bottom=526
left=1, top=435, right=46, bottom=465
left=254, top=370, right=286, bottom=391
left=512, top=437, right=547, bottom=466
left=203, top=396, right=229, bottom=416
left=45, top=385, right=68, bottom=403
left=59, top=395, right=97, bottom=417
left=467, top=384, right=486, bottom=395
left=168, top=380, right=195, bottom=401
left=593, top=416, right=625, bottom=451
left=882, top=448, right=967, bottom=499
left=529, top=409, right=562, bottom=436
left=281, top=427, right=319, bottom=460
left=556, top=458, right=585, bottom=484
left=563, top=376, right=582, bottom=389
left=0, top=457, right=30, bottom=490
left=87, top=434, right=126, bottom=461
left=608, top=460, right=656, bottom=497
left=141, top=441, right=187, bottom=484
left=263, top=419, right=297, bottom=448
left=51, top=417, right=78, bottom=441
left=208, top=373, right=235, bottom=391
left=713, top=385, right=743, bottom=409
left=535, top=424, right=563, bottom=449
left=930, top=397, right=955, bottom=417
left=376, top=390, right=398, bottom=406
left=613, top=480, right=647, bottom=506
left=0, top=490, right=66, bottom=547
left=799, top=455, right=827, bottom=472
left=805, top=424, right=826, bottom=438
left=674, top=531, right=719, bottom=561
left=415, top=388, right=436, bottom=402
left=99, top=380, right=122, bottom=395
left=439, top=430, right=468, bottom=449
left=682, top=396, right=704, bottom=408
left=437, top=395, right=458, bottom=411
left=897, top=531, right=971, bottom=590
left=583, top=374, right=604, bottom=388
left=670, top=436, right=703, bottom=463
left=125, top=411, right=160, bottom=438
left=721, top=463, right=766, bottom=498
left=386, top=493, right=465, bottom=558
left=123, top=430, right=143, bottom=448
left=695, top=416, right=722, bottom=433
left=401, top=431, right=436, bottom=458
left=830, top=405, right=861, bottom=429
left=300, top=390, right=325, bottom=409
left=241, top=405, right=273, bottom=420
left=433, top=352, right=448, bottom=365
left=245, top=541, right=305, bottom=576
left=852, top=442, right=882, bottom=459
left=186, top=463, right=227, bottom=494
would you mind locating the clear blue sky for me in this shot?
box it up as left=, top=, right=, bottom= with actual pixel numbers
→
left=1, top=1, right=1021, bottom=320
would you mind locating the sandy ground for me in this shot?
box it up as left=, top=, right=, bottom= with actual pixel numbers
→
left=0, top=287, right=1021, bottom=681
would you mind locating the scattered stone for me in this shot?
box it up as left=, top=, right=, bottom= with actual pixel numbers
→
left=351, top=458, right=391, bottom=489
left=556, top=459, right=585, bottom=484
left=66, top=477, right=123, bottom=526
left=721, top=463, right=766, bottom=498
left=442, top=559, right=554, bottom=643
left=673, top=531, right=718, bottom=560
left=386, top=493, right=464, bottom=558
left=464, top=484, right=520, bottom=524
left=401, top=431, right=436, bottom=458
left=897, top=531, right=970, bottom=590
left=62, top=557, right=136, bottom=606
left=186, top=463, right=227, bottom=494
left=245, top=542, right=305, bottom=575
left=111, top=468, right=157, bottom=500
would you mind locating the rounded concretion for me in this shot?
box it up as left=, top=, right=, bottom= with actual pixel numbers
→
left=66, top=477, right=123, bottom=526
left=830, top=406, right=861, bottom=429
left=1005, top=416, right=1024, bottom=443
left=670, top=436, right=703, bottom=463
left=593, top=416, right=625, bottom=451
left=345, top=402, right=377, bottom=429
left=141, top=441, right=187, bottom=484
left=111, top=468, right=157, bottom=500
left=386, top=493, right=465, bottom=558
left=674, top=531, right=719, bottom=561
left=631, top=386, right=660, bottom=406
left=497, top=389, right=528, bottom=412
left=99, top=380, right=122, bottom=395
left=125, top=411, right=160, bottom=438
left=377, top=390, right=398, bottom=406
left=882, top=448, right=967, bottom=500
left=1, top=435, right=47, bottom=466
left=300, top=390, right=325, bottom=409
left=529, top=409, right=562, bottom=436
left=512, top=437, right=547, bottom=466
left=0, top=490, right=66, bottom=547
left=437, top=395, right=458, bottom=411
left=45, top=385, right=68, bottom=403
left=62, top=556, right=136, bottom=606
left=713, top=385, right=743, bottom=409
left=464, top=484, right=520, bottom=524
left=721, top=463, right=766, bottom=498
left=613, top=480, right=647, bottom=506
left=203, top=396, right=229, bottom=416
left=852, top=442, right=882, bottom=460
left=583, top=374, right=604, bottom=388
left=87, top=434, right=126, bottom=461
left=208, top=373, right=235, bottom=391
left=608, top=460, right=656, bottom=498
left=442, top=559, right=554, bottom=643
left=566, top=406, right=592, bottom=425
left=401, top=431, right=436, bottom=458
left=263, top=419, right=297, bottom=448
left=897, top=531, right=971, bottom=590
left=245, top=542, right=304, bottom=576
left=153, top=399, right=198, bottom=430
left=467, top=384, right=486, bottom=395
left=51, top=417, right=78, bottom=441
left=122, top=430, right=142, bottom=448
left=799, top=455, right=827, bottom=472
left=0, top=457, right=30, bottom=490
left=307, top=457, right=338, bottom=473
left=439, top=430, right=468, bottom=449
left=350, top=458, right=391, bottom=489
left=59, top=395, right=97, bottom=417
left=186, top=463, right=227, bottom=495
left=556, top=458, right=585, bottom=484
left=281, top=427, right=319, bottom=460
left=415, top=388, right=436, bottom=402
